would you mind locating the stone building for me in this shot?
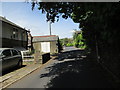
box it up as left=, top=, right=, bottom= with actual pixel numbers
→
left=27, top=30, right=33, bottom=51
left=33, top=35, right=59, bottom=54
left=32, top=35, right=59, bottom=63
left=0, top=16, right=28, bottom=50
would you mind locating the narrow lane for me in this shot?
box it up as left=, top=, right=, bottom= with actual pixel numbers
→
left=6, top=47, right=114, bottom=88
left=6, top=47, right=77, bottom=88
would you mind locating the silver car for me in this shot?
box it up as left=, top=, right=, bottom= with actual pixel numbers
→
left=0, top=48, right=22, bottom=74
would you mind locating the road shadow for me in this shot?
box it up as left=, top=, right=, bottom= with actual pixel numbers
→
left=40, top=49, right=114, bottom=88
left=53, top=49, right=86, bottom=61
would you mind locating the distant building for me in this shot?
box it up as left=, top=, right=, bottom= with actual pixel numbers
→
left=0, top=16, right=28, bottom=50
left=27, top=30, right=33, bottom=51
left=33, top=35, right=59, bottom=54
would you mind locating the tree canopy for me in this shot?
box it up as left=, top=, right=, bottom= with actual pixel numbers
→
left=73, top=30, right=86, bottom=49
left=31, top=2, right=120, bottom=78
left=31, top=2, right=120, bottom=52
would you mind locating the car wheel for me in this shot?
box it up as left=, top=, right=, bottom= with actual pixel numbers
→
left=17, top=60, right=22, bottom=68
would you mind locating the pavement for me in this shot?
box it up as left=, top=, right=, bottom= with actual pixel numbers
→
left=0, top=56, right=55, bottom=89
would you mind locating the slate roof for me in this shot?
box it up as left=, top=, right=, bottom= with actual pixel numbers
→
left=33, top=35, right=58, bottom=42
left=0, top=16, right=27, bottom=31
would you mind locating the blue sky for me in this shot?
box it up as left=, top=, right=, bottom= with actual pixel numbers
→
left=0, top=2, right=80, bottom=39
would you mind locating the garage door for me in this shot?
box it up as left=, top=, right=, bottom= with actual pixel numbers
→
left=41, top=42, right=50, bottom=53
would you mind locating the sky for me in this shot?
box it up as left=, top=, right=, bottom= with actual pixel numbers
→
left=0, top=1, right=80, bottom=39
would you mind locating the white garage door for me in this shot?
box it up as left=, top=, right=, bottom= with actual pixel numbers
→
left=41, top=42, right=50, bottom=53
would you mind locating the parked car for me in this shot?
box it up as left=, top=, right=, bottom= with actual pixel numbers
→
left=0, top=48, right=23, bottom=74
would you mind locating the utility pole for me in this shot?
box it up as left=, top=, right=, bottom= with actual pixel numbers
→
left=49, top=21, right=52, bottom=35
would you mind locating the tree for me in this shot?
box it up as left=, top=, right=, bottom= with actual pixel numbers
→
left=60, top=38, right=73, bottom=47
left=73, top=30, right=86, bottom=49
left=31, top=1, right=120, bottom=79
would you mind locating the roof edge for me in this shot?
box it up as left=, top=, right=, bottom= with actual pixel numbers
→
left=33, top=35, right=58, bottom=38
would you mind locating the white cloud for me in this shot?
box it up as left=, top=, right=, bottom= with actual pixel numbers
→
left=70, top=30, right=76, bottom=33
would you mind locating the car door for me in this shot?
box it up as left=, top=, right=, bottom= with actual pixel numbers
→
left=2, top=49, right=13, bottom=71
left=0, top=54, right=2, bottom=75
left=11, top=49, right=21, bottom=66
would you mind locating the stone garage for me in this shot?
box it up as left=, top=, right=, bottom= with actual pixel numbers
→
left=33, top=35, right=59, bottom=63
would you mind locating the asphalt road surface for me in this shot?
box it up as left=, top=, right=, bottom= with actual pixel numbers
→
left=6, top=47, right=114, bottom=88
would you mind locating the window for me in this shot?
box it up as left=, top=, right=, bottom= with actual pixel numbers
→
left=2, top=50, right=11, bottom=57
left=12, top=50, right=19, bottom=56
left=22, top=31, right=25, bottom=40
left=13, top=28, right=18, bottom=39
